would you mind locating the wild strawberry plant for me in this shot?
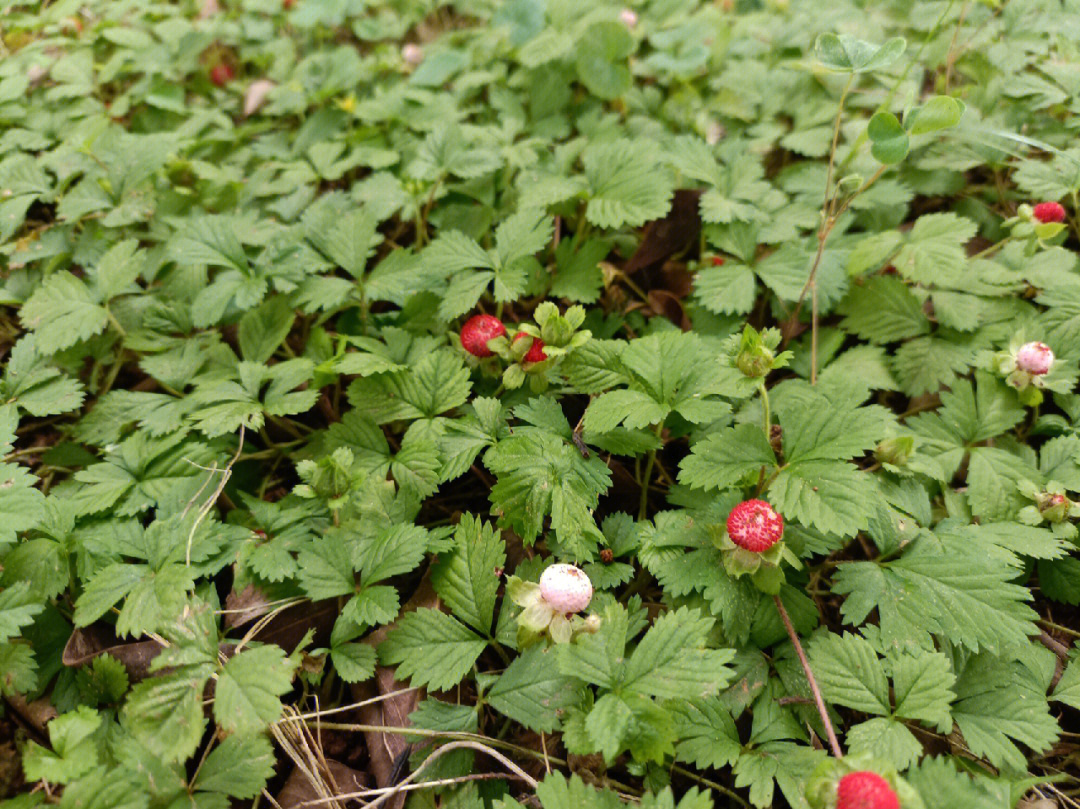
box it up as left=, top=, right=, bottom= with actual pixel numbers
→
left=1, top=0, right=1080, bottom=807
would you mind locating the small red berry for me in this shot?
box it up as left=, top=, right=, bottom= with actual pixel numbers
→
left=460, top=314, right=506, bottom=357
left=836, top=771, right=900, bottom=809
left=514, top=333, right=547, bottom=363
left=1016, top=341, right=1054, bottom=375
left=209, top=63, right=234, bottom=87
left=726, top=499, right=783, bottom=553
left=710, top=256, right=725, bottom=266
left=283, top=0, right=295, bottom=7
left=1032, top=201, right=1066, bottom=224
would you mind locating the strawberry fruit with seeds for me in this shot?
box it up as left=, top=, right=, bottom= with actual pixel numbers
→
left=513, top=333, right=547, bottom=363
left=835, top=771, right=901, bottom=809
left=460, top=314, right=506, bottom=357
left=727, top=499, right=784, bottom=552
left=1032, top=201, right=1066, bottom=224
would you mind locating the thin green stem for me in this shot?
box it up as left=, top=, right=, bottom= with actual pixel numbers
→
left=671, top=765, right=750, bottom=809
left=969, top=234, right=1015, bottom=261
left=638, top=422, right=665, bottom=520
left=759, top=381, right=771, bottom=437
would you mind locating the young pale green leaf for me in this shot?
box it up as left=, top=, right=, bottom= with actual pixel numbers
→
left=867, top=111, right=910, bottom=164
left=906, top=95, right=965, bottom=135
left=814, top=33, right=906, bottom=72
left=22, top=706, right=102, bottom=785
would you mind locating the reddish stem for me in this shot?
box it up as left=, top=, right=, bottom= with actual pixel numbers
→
left=774, top=594, right=843, bottom=759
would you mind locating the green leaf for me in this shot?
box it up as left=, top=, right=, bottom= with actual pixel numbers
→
left=624, top=607, right=735, bottom=700
left=20, top=272, right=108, bottom=354
left=487, top=429, right=611, bottom=558
left=672, top=696, right=741, bottom=770
left=431, top=514, right=506, bottom=634
left=330, top=642, right=377, bottom=683
left=0, top=581, right=44, bottom=644
left=815, top=34, right=906, bottom=72
left=557, top=604, right=629, bottom=689
left=838, top=276, right=929, bottom=344
left=808, top=632, right=890, bottom=715
left=495, top=208, right=554, bottom=268
left=22, top=706, right=102, bottom=785
left=214, top=644, right=297, bottom=735
left=834, top=545, right=1038, bottom=655
left=845, top=717, right=922, bottom=771
left=769, top=461, right=876, bottom=537
left=238, top=296, right=296, bottom=364
left=0, top=336, right=85, bottom=417
left=892, top=648, right=956, bottom=731
left=776, top=386, right=891, bottom=463
left=487, top=644, right=577, bottom=732
left=534, top=772, right=623, bottom=809
left=679, top=424, right=777, bottom=491
left=952, top=653, right=1059, bottom=771
left=584, top=139, right=675, bottom=229
left=575, top=22, right=634, bottom=100
left=867, top=112, right=910, bottom=164
left=1052, top=650, right=1080, bottom=711
left=906, top=95, right=964, bottom=135
left=194, top=735, right=276, bottom=799
left=379, top=609, right=486, bottom=691
left=92, top=239, right=144, bottom=300
left=893, top=213, right=977, bottom=286
left=584, top=389, right=668, bottom=433
left=122, top=670, right=209, bottom=763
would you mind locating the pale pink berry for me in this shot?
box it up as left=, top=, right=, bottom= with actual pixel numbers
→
left=619, top=8, right=638, bottom=27
left=1016, top=341, right=1054, bottom=375
left=539, top=564, right=593, bottom=614
left=402, top=43, right=423, bottom=66
left=726, top=499, right=783, bottom=553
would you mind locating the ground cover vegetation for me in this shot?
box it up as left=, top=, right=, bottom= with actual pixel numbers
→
left=2, top=0, right=1080, bottom=807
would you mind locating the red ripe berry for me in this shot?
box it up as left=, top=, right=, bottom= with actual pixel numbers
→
left=1033, top=201, right=1066, bottom=224
left=710, top=256, right=725, bottom=266
left=514, top=333, right=547, bottom=363
left=283, top=0, right=295, bottom=7
left=726, top=499, right=783, bottom=553
left=836, top=771, right=900, bottom=809
left=209, top=63, right=234, bottom=86
left=460, top=314, right=506, bottom=357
